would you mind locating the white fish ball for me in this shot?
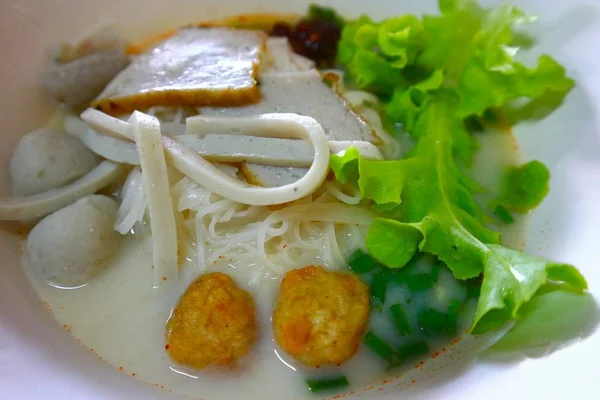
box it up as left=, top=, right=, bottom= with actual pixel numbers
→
left=10, top=128, right=101, bottom=196
left=27, top=195, right=120, bottom=287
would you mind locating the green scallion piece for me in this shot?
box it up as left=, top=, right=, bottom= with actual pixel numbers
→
left=430, top=260, right=442, bottom=282
left=464, top=115, right=485, bottom=133
left=391, top=252, right=425, bottom=284
left=371, top=271, right=387, bottom=307
left=466, top=280, right=482, bottom=299
left=364, top=331, right=394, bottom=360
left=398, top=340, right=429, bottom=359
left=306, top=376, right=349, bottom=393
left=389, top=303, right=412, bottom=336
left=418, top=308, right=447, bottom=336
left=493, top=204, right=514, bottom=224
left=348, top=249, right=378, bottom=274
left=406, top=273, right=434, bottom=292
left=445, top=299, right=462, bottom=335
left=404, top=251, right=425, bottom=270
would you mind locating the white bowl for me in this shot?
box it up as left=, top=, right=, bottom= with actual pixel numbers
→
left=1, top=0, right=600, bottom=399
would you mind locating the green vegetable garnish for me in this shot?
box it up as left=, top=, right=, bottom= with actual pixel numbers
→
left=339, top=0, right=574, bottom=119
left=371, top=271, right=388, bottom=308
left=331, top=99, right=587, bottom=334
left=466, top=278, right=482, bottom=299
left=348, top=249, right=378, bottom=273
left=418, top=308, right=448, bottom=336
left=398, top=340, right=429, bottom=359
left=331, top=97, right=500, bottom=281
left=406, top=273, right=435, bottom=292
left=474, top=245, right=587, bottom=333
left=430, top=259, right=442, bottom=281
left=446, top=299, right=462, bottom=335
left=490, top=290, right=598, bottom=352
left=498, top=160, right=551, bottom=212
left=389, top=303, right=413, bottom=336
left=364, top=330, right=395, bottom=361
left=492, top=204, right=514, bottom=224
left=390, top=252, right=425, bottom=284
left=306, top=376, right=349, bottom=393
left=331, top=0, right=587, bottom=335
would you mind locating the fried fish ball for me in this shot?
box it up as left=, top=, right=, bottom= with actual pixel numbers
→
left=166, top=272, right=257, bottom=369
left=273, top=265, right=370, bottom=367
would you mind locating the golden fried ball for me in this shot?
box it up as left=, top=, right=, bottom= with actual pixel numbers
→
left=166, top=272, right=257, bottom=369
left=273, top=265, right=370, bottom=367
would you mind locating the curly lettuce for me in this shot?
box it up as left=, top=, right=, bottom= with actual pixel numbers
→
left=332, top=0, right=586, bottom=334
left=338, top=0, right=574, bottom=122
left=331, top=95, right=587, bottom=334
left=496, top=160, right=551, bottom=212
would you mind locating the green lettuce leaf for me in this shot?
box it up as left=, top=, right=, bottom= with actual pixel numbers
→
left=332, top=0, right=585, bottom=335
left=496, top=160, right=551, bottom=212
left=330, top=94, right=587, bottom=333
left=336, top=14, right=423, bottom=95
left=384, top=69, right=444, bottom=134
left=378, top=15, right=425, bottom=68
left=366, top=219, right=423, bottom=268
left=338, top=0, right=574, bottom=120
left=456, top=55, right=574, bottom=118
left=489, top=290, right=598, bottom=352
left=472, top=245, right=588, bottom=333
left=331, top=94, right=499, bottom=280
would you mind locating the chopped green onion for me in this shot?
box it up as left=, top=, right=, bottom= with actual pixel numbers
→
left=430, top=259, right=442, bottom=282
left=348, top=249, right=378, bottom=274
left=306, top=376, right=349, bottom=393
left=493, top=204, right=514, bottom=224
left=391, top=252, right=425, bottom=284
left=466, top=279, right=482, bottom=299
left=389, top=303, right=412, bottom=336
left=398, top=340, right=429, bottom=359
left=446, top=299, right=462, bottom=335
left=406, top=273, right=434, bottom=292
left=386, top=352, right=404, bottom=370
left=463, top=115, right=485, bottom=133
left=364, top=330, right=394, bottom=360
left=371, top=271, right=387, bottom=307
left=418, top=308, right=447, bottom=336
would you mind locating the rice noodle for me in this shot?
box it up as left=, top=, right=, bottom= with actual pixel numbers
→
left=172, top=175, right=372, bottom=284
left=130, top=111, right=178, bottom=286
left=325, top=181, right=361, bottom=205
left=114, top=167, right=147, bottom=234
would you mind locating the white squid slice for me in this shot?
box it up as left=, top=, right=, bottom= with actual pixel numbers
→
left=81, top=109, right=332, bottom=206
left=175, top=135, right=383, bottom=168
left=129, top=112, right=178, bottom=286
left=0, top=161, right=124, bottom=221
left=80, top=108, right=383, bottom=164
left=64, top=115, right=140, bottom=165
